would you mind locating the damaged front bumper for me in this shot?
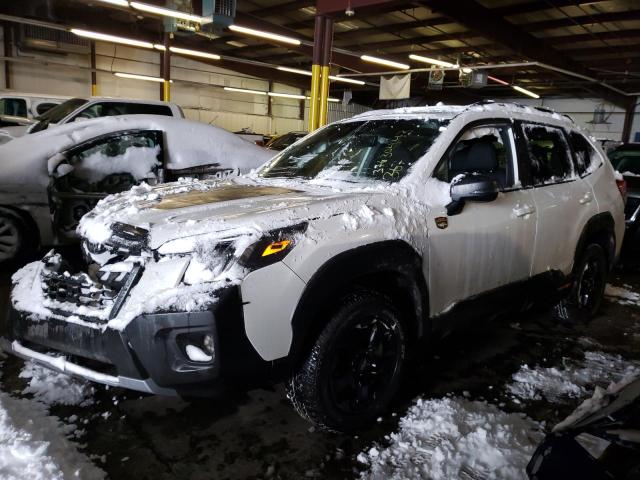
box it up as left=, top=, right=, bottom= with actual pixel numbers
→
left=3, top=307, right=222, bottom=396
left=4, top=251, right=272, bottom=396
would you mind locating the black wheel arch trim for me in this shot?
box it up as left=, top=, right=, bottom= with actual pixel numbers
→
left=573, top=212, right=616, bottom=273
left=287, top=240, right=428, bottom=368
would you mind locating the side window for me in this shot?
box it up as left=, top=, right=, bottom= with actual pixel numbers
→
left=569, top=131, right=602, bottom=176
left=57, top=131, right=163, bottom=194
left=0, top=98, right=27, bottom=117
left=434, top=124, right=515, bottom=190
left=74, top=103, right=103, bottom=120
left=35, top=102, right=58, bottom=116
left=521, top=123, right=574, bottom=186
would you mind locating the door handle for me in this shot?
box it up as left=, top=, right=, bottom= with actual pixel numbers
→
left=513, top=204, right=535, bottom=217
left=579, top=192, right=593, bottom=205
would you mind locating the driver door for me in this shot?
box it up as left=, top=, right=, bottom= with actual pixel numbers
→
left=426, top=121, right=537, bottom=326
left=48, top=130, right=163, bottom=239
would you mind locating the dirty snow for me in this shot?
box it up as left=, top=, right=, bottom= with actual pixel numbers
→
left=19, top=361, right=95, bottom=408
left=0, top=391, right=105, bottom=480
left=605, top=283, right=640, bottom=306
left=507, top=351, right=640, bottom=402
left=358, top=397, right=544, bottom=480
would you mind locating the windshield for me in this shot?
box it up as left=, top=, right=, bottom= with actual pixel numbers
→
left=259, top=119, right=446, bottom=183
left=30, top=98, right=88, bottom=133
left=268, top=133, right=306, bottom=150
left=610, top=148, right=640, bottom=175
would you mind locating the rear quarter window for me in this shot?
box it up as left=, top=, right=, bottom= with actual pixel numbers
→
left=569, top=131, right=602, bottom=176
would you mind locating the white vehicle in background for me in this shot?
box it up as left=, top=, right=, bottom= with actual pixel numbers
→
left=0, top=96, right=184, bottom=140
left=4, top=102, right=625, bottom=432
left=0, top=115, right=273, bottom=264
left=0, top=91, right=69, bottom=129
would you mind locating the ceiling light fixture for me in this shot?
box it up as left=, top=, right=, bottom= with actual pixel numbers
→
left=487, top=75, right=509, bottom=86
left=169, top=46, right=220, bottom=60
left=224, top=87, right=268, bottom=95
left=92, top=0, right=129, bottom=6
left=114, top=72, right=171, bottom=83
left=360, top=54, right=409, bottom=70
left=71, top=29, right=154, bottom=49
left=269, top=92, right=306, bottom=99
left=409, top=54, right=457, bottom=69
left=130, top=1, right=203, bottom=23
left=277, top=66, right=311, bottom=76
left=461, top=67, right=473, bottom=74
left=228, top=25, right=301, bottom=46
left=330, top=75, right=365, bottom=85
left=512, top=85, right=540, bottom=99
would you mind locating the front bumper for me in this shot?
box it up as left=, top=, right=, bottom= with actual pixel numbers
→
left=3, top=307, right=221, bottom=395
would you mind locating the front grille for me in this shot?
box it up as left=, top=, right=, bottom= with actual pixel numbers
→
left=625, top=197, right=640, bottom=220
left=42, top=270, right=118, bottom=309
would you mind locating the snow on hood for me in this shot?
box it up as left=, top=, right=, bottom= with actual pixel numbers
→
left=0, top=115, right=273, bottom=193
left=78, top=177, right=373, bottom=250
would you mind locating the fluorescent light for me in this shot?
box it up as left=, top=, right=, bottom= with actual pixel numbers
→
left=409, top=54, right=457, bottom=69
left=360, top=54, right=409, bottom=70
left=330, top=75, right=365, bottom=85
left=153, top=44, right=166, bottom=51
left=71, top=29, right=154, bottom=49
left=130, top=1, right=203, bottom=23
left=114, top=72, right=171, bottom=83
left=328, top=98, right=341, bottom=103
left=226, top=40, right=248, bottom=48
left=512, top=85, right=540, bottom=99
left=488, top=75, right=509, bottom=86
left=229, top=25, right=301, bottom=46
left=169, top=46, right=220, bottom=60
left=93, top=0, right=129, bottom=6
left=224, top=87, right=268, bottom=95
left=277, top=66, right=312, bottom=76
left=269, top=92, right=306, bottom=99
left=461, top=67, right=473, bottom=74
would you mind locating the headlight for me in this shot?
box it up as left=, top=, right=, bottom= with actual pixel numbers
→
left=238, top=222, right=308, bottom=270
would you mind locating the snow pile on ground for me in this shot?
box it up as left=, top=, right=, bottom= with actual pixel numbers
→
left=358, top=397, right=544, bottom=480
left=604, top=284, right=640, bottom=306
left=0, top=391, right=105, bottom=480
left=19, top=361, right=95, bottom=408
left=507, top=351, right=640, bottom=402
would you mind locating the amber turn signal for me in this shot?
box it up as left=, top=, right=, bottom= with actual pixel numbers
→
left=261, top=240, right=292, bottom=257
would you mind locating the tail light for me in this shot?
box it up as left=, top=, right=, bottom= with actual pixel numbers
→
left=616, top=178, right=628, bottom=204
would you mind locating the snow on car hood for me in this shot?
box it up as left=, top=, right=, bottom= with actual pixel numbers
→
left=78, top=177, right=372, bottom=251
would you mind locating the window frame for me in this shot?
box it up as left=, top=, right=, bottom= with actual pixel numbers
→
left=432, top=118, right=522, bottom=192
left=0, top=97, right=28, bottom=118
left=514, top=120, right=578, bottom=188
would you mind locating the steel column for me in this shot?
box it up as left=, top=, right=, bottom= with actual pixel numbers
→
left=90, top=40, right=97, bottom=96
left=622, top=98, right=638, bottom=143
left=308, top=15, right=324, bottom=131
left=162, top=33, right=171, bottom=101
left=318, top=17, right=334, bottom=127
left=3, top=23, right=11, bottom=89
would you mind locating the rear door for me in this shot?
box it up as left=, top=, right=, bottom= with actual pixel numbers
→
left=518, top=122, right=598, bottom=276
left=48, top=130, right=163, bottom=238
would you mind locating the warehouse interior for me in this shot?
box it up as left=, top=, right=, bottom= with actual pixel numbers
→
left=0, top=0, right=639, bottom=138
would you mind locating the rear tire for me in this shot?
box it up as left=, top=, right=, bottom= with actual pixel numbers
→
left=0, top=211, right=38, bottom=268
left=553, top=243, right=607, bottom=323
left=286, top=291, right=407, bottom=432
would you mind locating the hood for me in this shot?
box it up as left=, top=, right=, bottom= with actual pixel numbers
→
left=79, top=178, right=371, bottom=250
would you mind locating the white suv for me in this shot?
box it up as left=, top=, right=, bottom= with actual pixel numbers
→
left=4, top=102, right=625, bottom=431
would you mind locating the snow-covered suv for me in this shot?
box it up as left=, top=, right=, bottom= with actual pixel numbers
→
left=3, top=103, right=625, bottom=431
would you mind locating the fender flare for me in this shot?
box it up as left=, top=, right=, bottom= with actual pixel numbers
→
left=287, top=240, right=428, bottom=366
left=573, top=212, right=616, bottom=273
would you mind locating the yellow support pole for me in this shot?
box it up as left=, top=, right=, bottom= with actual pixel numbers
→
left=308, top=64, right=321, bottom=131
left=91, top=83, right=98, bottom=96
left=318, top=65, right=331, bottom=127
left=163, top=80, right=171, bottom=102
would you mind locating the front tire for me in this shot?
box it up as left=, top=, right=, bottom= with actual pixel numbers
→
left=286, top=291, right=407, bottom=432
left=0, top=211, right=35, bottom=267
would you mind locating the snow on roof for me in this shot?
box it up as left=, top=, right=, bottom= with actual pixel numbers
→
left=351, top=101, right=575, bottom=126
left=0, top=115, right=273, bottom=192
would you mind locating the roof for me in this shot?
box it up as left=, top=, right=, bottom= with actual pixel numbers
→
left=0, top=91, right=70, bottom=100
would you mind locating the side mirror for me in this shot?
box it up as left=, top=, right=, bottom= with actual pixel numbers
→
left=446, top=174, right=499, bottom=215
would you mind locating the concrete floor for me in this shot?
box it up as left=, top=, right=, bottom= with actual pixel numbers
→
left=1, top=262, right=639, bottom=480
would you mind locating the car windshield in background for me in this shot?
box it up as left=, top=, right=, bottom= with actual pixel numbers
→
left=30, top=98, right=88, bottom=132
left=610, top=148, right=640, bottom=175
left=259, top=119, right=446, bottom=183
left=267, top=132, right=306, bottom=150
